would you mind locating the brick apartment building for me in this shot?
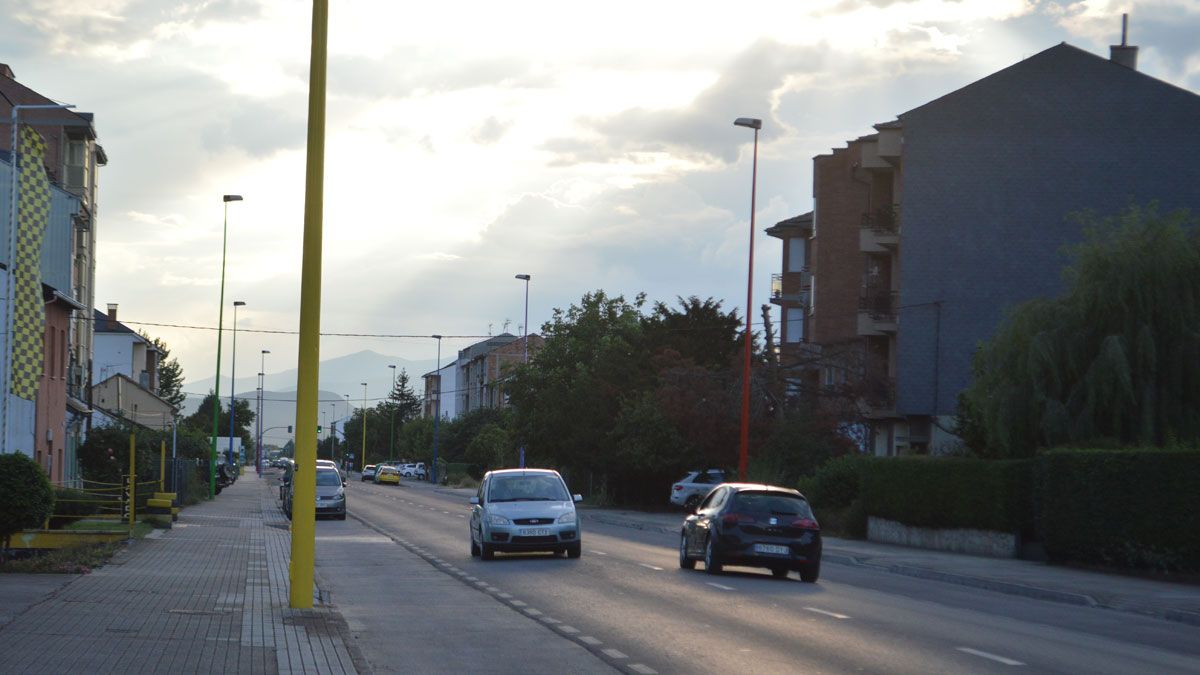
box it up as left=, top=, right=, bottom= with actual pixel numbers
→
left=775, top=40, right=1200, bottom=456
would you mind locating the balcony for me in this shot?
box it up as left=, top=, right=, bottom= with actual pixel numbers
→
left=770, top=270, right=812, bottom=307
left=858, top=288, right=898, bottom=335
left=860, top=204, right=900, bottom=252
left=861, top=376, right=897, bottom=419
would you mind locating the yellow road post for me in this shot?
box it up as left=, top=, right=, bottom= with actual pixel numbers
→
left=289, top=0, right=328, bottom=609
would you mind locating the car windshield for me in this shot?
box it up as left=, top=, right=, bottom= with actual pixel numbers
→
left=316, top=470, right=342, bottom=487
left=489, top=474, right=569, bottom=502
left=731, top=492, right=813, bottom=518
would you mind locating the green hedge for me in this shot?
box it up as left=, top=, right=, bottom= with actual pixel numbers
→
left=1039, top=448, right=1200, bottom=572
left=861, top=457, right=1033, bottom=533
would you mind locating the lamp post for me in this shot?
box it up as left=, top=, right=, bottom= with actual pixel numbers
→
left=210, top=194, right=242, bottom=497
left=360, top=382, right=368, bottom=471
left=3, top=102, right=75, bottom=452
left=329, top=402, right=336, bottom=462
left=431, top=335, right=442, bottom=484
left=733, top=117, right=761, bottom=482
left=257, top=349, right=269, bottom=475
left=515, top=274, right=531, bottom=362
left=255, top=380, right=262, bottom=474
left=227, top=300, right=246, bottom=466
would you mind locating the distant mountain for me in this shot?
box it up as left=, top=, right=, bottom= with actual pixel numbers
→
left=182, top=350, right=437, bottom=445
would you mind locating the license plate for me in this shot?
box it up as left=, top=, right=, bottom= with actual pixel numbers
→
left=753, top=543, right=790, bottom=556
left=520, top=528, right=552, bottom=536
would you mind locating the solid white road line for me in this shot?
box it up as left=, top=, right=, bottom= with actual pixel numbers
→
left=639, top=563, right=663, bottom=571
left=706, top=582, right=735, bottom=591
left=579, top=636, right=602, bottom=646
left=803, top=607, right=850, bottom=620
left=601, top=648, right=627, bottom=659
left=629, top=665, right=658, bottom=675
left=956, top=647, right=1025, bottom=666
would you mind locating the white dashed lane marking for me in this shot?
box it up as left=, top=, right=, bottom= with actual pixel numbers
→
left=590, top=550, right=607, bottom=555
left=629, top=664, right=658, bottom=674
left=804, top=607, right=850, bottom=620
left=601, top=648, right=627, bottom=659
left=557, top=625, right=579, bottom=634
left=956, top=647, right=1025, bottom=666
left=706, top=582, right=735, bottom=591
left=579, top=636, right=602, bottom=646
left=638, top=563, right=663, bottom=571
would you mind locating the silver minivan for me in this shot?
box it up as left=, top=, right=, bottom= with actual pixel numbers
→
left=469, top=469, right=583, bottom=560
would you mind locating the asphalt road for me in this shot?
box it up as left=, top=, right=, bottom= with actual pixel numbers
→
left=340, top=477, right=1200, bottom=675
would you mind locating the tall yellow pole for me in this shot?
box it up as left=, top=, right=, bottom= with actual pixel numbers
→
left=289, top=0, right=328, bottom=609
left=128, top=433, right=137, bottom=530
left=159, top=438, right=166, bottom=493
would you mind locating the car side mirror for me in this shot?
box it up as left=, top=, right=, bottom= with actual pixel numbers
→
left=342, top=480, right=347, bottom=487
left=572, top=494, right=583, bottom=503
left=469, top=496, right=480, bottom=505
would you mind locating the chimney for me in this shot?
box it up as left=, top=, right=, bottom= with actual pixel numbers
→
left=0, top=64, right=13, bottom=80
left=107, top=303, right=118, bottom=329
left=1110, top=13, right=1138, bottom=70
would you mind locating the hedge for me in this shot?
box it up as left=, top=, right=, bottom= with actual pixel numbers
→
left=1039, top=448, right=1200, bottom=572
left=861, top=457, right=1033, bottom=533
left=0, top=453, right=55, bottom=545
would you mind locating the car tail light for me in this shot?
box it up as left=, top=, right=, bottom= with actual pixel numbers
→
left=721, top=513, right=756, bottom=526
left=673, top=485, right=683, bottom=491
left=791, top=518, right=820, bottom=530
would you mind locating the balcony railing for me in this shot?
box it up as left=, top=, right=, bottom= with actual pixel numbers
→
left=861, top=204, right=900, bottom=234
left=859, top=288, right=898, bottom=321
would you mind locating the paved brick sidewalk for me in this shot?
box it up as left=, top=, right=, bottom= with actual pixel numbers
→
left=0, top=473, right=357, bottom=674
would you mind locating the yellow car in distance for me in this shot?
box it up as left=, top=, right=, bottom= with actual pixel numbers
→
left=374, top=465, right=401, bottom=485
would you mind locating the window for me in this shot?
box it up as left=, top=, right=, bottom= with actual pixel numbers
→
left=731, top=492, right=813, bottom=518
left=787, top=237, right=806, bottom=272
left=784, top=307, right=804, bottom=343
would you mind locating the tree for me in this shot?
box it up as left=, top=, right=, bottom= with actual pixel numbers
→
left=180, top=391, right=256, bottom=455
left=959, top=204, right=1200, bottom=457
left=150, top=336, right=186, bottom=409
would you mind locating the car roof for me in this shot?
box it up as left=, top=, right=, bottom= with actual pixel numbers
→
left=718, top=483, right=804, bottom=497
left=486, top=468, right=561, bottom=478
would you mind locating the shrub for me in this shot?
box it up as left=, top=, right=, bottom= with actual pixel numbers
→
left=860, top=457, right=1033, bottom=533
left=808, top=455, right=871, bottom=510
left=1039, top=448, right=1200, bottom=572
left=0, top=454, right=55, bottom=547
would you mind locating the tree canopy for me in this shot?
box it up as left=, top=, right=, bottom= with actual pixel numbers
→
left=958, top=205, right=1200, bottom=457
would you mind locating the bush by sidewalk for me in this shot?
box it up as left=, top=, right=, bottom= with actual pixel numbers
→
left=0, top=454, right=55, bottom=551
left=861, top=457, right=1034, bottom=534
left=1039, top=448, right=1200, bottom=572
left=796, top=455, right=874, bottom=539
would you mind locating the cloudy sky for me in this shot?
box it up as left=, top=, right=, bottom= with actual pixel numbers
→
left=3, top=0, right=1199, bottom=393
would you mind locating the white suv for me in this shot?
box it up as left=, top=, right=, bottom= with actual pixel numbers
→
left=399, top=463, right=427, bottom=479
left=669, top=469, right=726, bottom=511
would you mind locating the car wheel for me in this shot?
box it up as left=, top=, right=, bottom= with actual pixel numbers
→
left=704, top=535, right=723, bottom=574
left=771, top=567, right=789, bottom=579
left=566, top=542, right=582, bottom=559
left=470, top=535, right=480, bottom=557
left=679, top=532, right=696, bottom=570
left=481, top=541, right=495, bottom=561
left=799, top=560, right=820, bottom=583
left=684, top=494, right=701, bottom=511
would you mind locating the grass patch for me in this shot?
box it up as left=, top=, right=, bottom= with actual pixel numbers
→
left=1, top=520, right=154, bottom=574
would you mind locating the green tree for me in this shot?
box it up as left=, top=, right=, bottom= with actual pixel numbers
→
left=960, top=204, right=1200, bottom=457
left=180, top=391, right=256, bottom=455
left=464, top=422, right=515, bottom=471
left=147, top=335, right=186, bottom=409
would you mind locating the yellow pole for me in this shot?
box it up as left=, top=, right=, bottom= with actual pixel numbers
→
left=128, top=432, right=136, bottom=530
left=159, top=438, right=166, bottom=493
left=289, top=0, right=328, bottom=610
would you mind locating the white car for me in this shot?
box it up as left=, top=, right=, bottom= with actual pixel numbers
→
left=399, top=463, right=427, bottom=479
left=669, top=469, right=726, bottom=511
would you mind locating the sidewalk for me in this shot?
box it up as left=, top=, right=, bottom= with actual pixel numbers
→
left=580, top=507, right=1200, bottom=627
left=0, top=473, right=358, bottom=674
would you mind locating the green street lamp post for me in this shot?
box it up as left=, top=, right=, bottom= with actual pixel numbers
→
left=210, top=194, right=242, bottom=497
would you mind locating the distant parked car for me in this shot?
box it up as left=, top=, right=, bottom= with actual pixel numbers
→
left=470, top=469, right=583, bottom=560
left=374, top=465, right=401, bottom=485
left=679, top=483, right=821, bottom=582
left=670, top=469, right=726, bottom=511
left=284, top=466, right=348, bottom=521
left=361, top=464, right=377, bottom=482
left=399, top=463, right=427, bottom=479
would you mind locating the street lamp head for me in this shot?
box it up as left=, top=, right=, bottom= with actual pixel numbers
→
left=431, top=334, right=443, bottom=340
left=262, top=349, right=270, bottom=354
left=733, top=117, right=762, bottom=130
left=233, top=300, right=246, bottom=307
left=515, top=274, right=531, bottom=281
left=223, top=194, right=243, bottom=202
left=388, top=364, right=396, bottom=370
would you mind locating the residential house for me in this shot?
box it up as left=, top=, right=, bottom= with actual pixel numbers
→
left=788, top=40, right=1200, bottom=455
left=0, top=63, right=106, bottom=479
left=422, top=333, right=544, bottom=421
left=91, top=305, right=174, bottom=430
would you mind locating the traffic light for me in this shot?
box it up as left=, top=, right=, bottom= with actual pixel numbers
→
left=317, top=425, right=323, bottom=433
left=287, top=425, right=293, bottom=433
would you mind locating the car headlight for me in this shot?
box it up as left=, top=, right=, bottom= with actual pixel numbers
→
left=488, top=514, right=511, bottom=526
left=557, top=511, right=576, bottom=524
left=335, top=488, right=345, bottom=499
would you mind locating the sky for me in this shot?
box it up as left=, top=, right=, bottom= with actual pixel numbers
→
left=2, top=0, right=1199, bottom=395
